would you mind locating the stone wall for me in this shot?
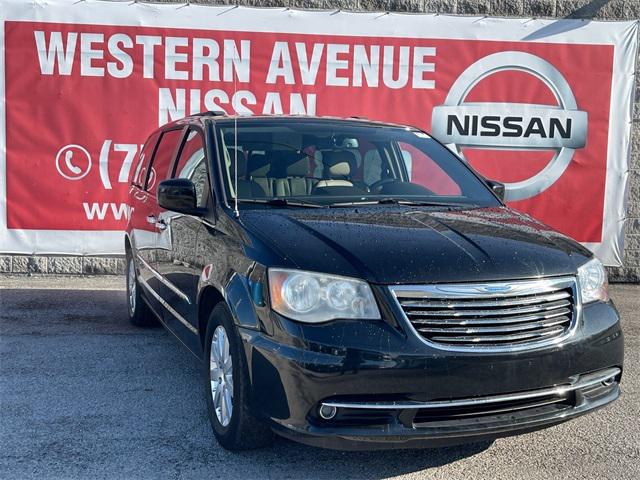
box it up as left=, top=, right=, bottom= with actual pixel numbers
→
left=0, top=255, right=126, bottom=275
left=1, top=0, right=638, bottom=278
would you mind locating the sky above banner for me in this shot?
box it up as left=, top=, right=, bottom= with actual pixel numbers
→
left=0, top=1, right=637, bottom=264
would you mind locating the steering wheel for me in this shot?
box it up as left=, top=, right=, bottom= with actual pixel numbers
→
left=368, top=178, right=398, bottom=193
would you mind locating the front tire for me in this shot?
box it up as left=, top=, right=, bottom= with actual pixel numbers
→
left=204, top=303, right=273, bottom=450
left=126, top=254, right=157, bottom=327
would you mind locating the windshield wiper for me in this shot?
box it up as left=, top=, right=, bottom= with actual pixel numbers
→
left=238, top=198, right=326, bottom=208
left=330, top=198, right=475, bottom=208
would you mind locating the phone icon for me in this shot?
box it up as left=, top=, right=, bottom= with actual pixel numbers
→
left=55, top=144, right=92, bottom=180
left=65, top=150, right=82, bottom=175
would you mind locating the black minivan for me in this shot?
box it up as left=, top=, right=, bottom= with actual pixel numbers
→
left=125, top=113, right=623, bottom=451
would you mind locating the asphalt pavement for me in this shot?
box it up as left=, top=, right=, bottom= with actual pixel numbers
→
left=1, top=276, right=638, bottom=479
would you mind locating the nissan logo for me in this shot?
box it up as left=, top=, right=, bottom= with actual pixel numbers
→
left=432, top=51, right=588, bottom=201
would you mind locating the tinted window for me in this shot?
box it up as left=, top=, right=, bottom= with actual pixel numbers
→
left=132, top=131, right=159, bottom=187
left=398, top=142, right=461, bottom=195
left=174, top=129, right=209, bottom=208
left=215, top=120, right=498, bottom=208
left=146, top=129, right=183, bottom=193
left=361, top=145, right=393, bottom=187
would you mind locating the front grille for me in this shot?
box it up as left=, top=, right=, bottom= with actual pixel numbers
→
left=391, top=277, right=577, bottom=350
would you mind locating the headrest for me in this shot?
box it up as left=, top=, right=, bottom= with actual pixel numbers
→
left=329, top=162, right=350, bottom=177
left=322, top=150, right=356, bottom=178
left=247, top=152, right=270, bottom=177
left=286, top=157, right=309, bottom=177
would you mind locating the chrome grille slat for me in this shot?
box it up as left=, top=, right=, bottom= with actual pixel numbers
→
left=390, top=277, right=577, bottom=351
left=400, top=300, right=570, bottom=318
left=397, top=291, right=570, bottom=308
left=430, top=325, right=566, bottom=344
left=416, top=316, right=570, bottom=334
left=409, top=309, right=570, bottom=326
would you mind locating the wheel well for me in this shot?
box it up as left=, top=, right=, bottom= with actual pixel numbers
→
left=198, top=286, right=225, bottom=347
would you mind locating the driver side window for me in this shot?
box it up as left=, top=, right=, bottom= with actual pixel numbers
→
left=173, top=129, right=209, bottom=208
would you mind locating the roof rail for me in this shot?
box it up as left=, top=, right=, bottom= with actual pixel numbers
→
left=192, top=110, right=227, bottom=117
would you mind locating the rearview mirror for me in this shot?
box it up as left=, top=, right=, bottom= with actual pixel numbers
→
left=158, top=179, right=205, bottom=216
left=485, top=179, right=506, bottom=201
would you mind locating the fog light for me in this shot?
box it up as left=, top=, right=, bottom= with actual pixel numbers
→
left=319, top=404, right=337, bottom=420
left=602, top=377, right=615, bottom=387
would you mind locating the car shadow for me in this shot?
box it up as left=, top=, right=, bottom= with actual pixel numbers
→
left=256, top=436, right=492, bottom=477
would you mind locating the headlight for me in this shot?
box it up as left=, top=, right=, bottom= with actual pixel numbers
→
left=268, top=269, right=381, bottom=323
left=577, top=258, right=609, bottom=304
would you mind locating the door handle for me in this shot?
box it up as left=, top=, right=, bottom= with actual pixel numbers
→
left=156, top=219, right=167, bottom=231
left=146, top=215, right=157, bottom=225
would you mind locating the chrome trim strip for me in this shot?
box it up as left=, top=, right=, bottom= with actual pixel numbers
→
left=414, top=397, right=568, bottom=419
left=138, top=275, right=198, bottom=335
left=389, top=276, right=580, bottom=353
left=136, top=254, right=191, bottom=304
left=321, top=367, right=620, bottom=411
left=139, top=295, right=201, bottom=361
left=392, top=277, right=574, bottom=298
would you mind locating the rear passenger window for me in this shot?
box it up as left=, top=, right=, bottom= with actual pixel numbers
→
left=132, top=131, right=159, bottom=187
left=145, top=129, right=183, bottom=193
left=174, top=130, right=209, bottom=208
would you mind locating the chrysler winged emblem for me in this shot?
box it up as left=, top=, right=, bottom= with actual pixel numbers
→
left=481, top=284, right=513, bottom=293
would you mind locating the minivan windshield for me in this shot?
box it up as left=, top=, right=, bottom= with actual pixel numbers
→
left=215, top=119, right=500, bottom=208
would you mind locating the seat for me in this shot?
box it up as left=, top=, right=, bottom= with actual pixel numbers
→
left=267, top=151, right=293, bottom=197
left=314, top=150, right=357, bottom=189
left=312, top=150, right=367, bottom=196
left=229, top=149, right=265, bottom=198
left=286, top=157, right=316, bottom=196
left=268, top=152, right=316, bottom=197
left=247, top=152, right=273, bottom=196
left=271, top=167, right=291, bottom=197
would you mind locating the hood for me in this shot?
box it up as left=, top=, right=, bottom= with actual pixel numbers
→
left=239, top=206, right=591, bottom=284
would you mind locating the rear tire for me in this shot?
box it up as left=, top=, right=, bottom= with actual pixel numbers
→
left=126, top=253, right=157, bottom=327
left=204, top=303, right=273, bottom=450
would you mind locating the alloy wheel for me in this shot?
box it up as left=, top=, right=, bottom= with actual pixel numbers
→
left=210, top=325, right=234, bottom=427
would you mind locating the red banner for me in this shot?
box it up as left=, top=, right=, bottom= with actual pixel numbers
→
left=0, top=2, right=637, bottom=263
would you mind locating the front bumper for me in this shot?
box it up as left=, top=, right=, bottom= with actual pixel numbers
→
left=272, top=367, right=620, bottom=450
left=240, top=297, right=623, bottom=450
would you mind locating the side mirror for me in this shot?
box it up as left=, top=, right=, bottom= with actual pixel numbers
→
left=486, top=179, right=506, bottom=201
left=157, top=179, right=204, bottom=216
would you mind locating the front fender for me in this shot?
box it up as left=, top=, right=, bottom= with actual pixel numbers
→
left=197, top=260, right=263, bottom=331
left=224, top=272, right=262, bottom=330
